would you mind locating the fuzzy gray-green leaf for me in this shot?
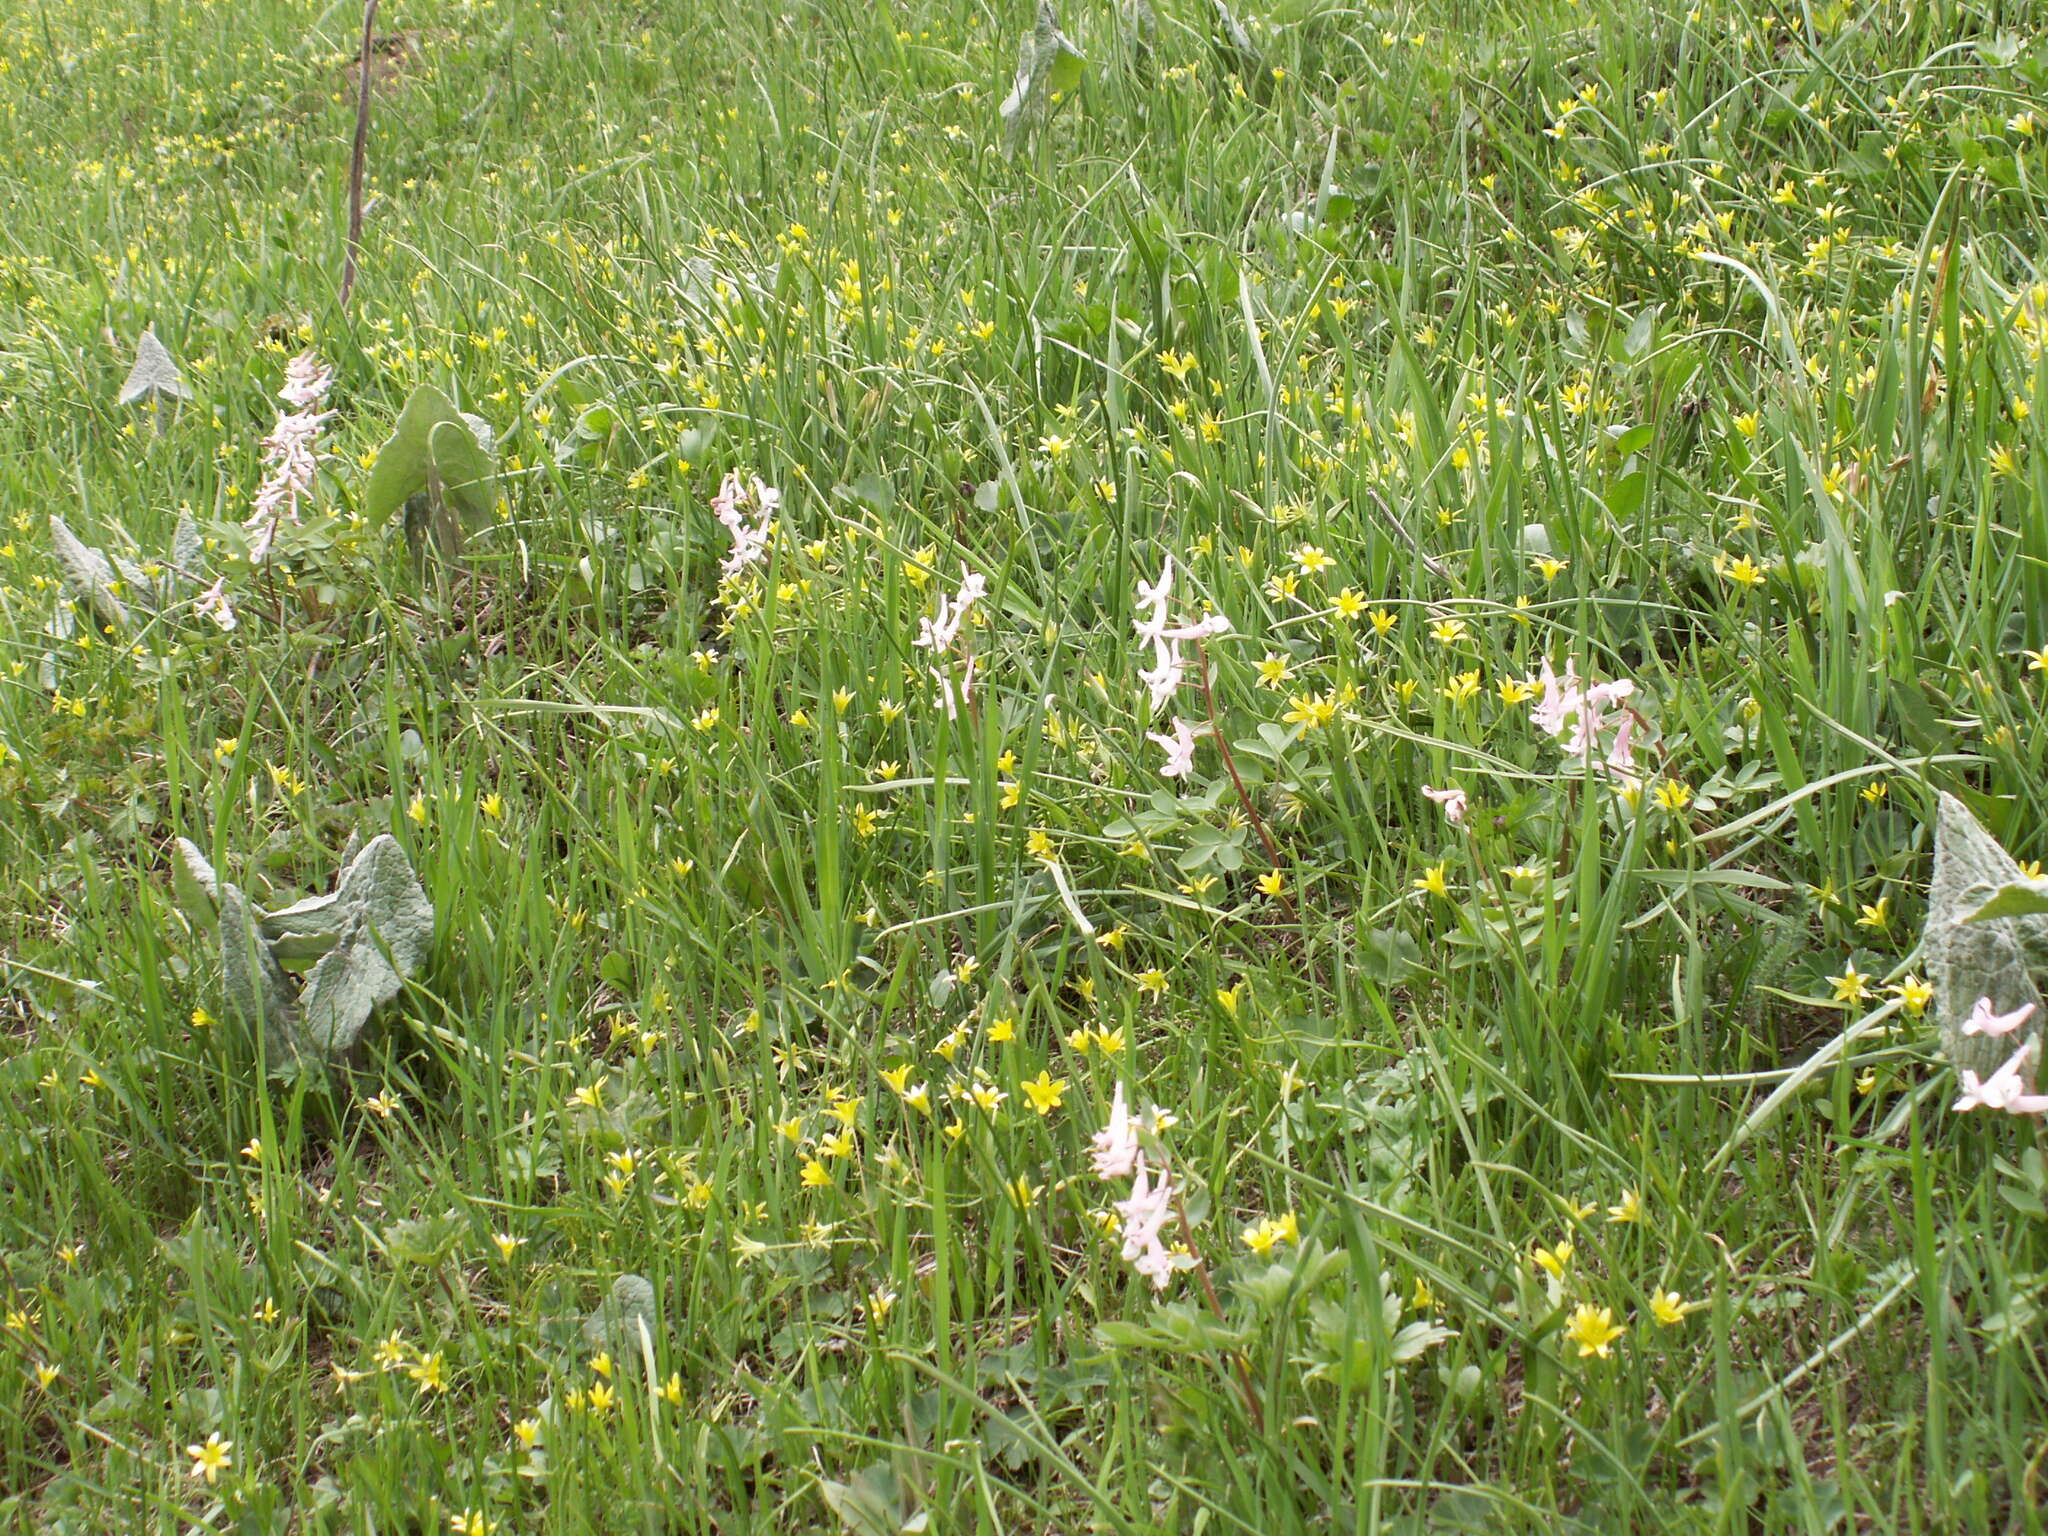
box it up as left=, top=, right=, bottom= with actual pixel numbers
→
left=219, top=882, right=303, bottom=1060
left=48, top=515, right=130, bottom=635
left=1000, top=0, right=1085, bottom=156
left=295, top=835, right=434, bottom=1057
left=117, top=327, right=191, bottom=406
left=1925, top=793, right=2048, bottom=1080
left=581, top=1273, right=658, bottom=1352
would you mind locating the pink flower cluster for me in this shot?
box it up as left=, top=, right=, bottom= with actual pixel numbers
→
left=1532, top=657, right=1639, bottom=780
left=913, top=565, right=987, bottom=719
left=1133, top=558, right=1230, bottom=715
left=1954, top=996, right=2048, bottom=1116
left=710, top=471, right=779, bottom=577
left=1091, top=1084, right=1196, bottom=1290
left=244, top=351, right=335, bottom=562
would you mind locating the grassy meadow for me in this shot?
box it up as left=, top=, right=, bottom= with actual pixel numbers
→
left=3, top=0, right=2048, bottom=1528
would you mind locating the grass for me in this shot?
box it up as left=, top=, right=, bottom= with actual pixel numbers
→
left=2, top=0, right=2047, bottom=1528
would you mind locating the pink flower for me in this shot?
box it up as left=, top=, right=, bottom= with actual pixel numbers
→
left=1954, top=1040, right=2048, bottom=1116
left=711, top=471, right=776, bottom=577
left=193, top=578, right=237, bottom=632
left=278, top=350, right=334, bottom=410
left=1962, top=996, right=2036, bottom=1038
left=1090, top=1083, right=1140, bottom=1179
left=1148, top=717, right=1199, bottom=779
left=1421, top=784, right=1466, bottom=825
left=1133, top=558, right=1229, bottom=713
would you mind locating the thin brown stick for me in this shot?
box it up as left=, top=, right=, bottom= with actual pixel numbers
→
left=338, top=0, right=380, bottom=310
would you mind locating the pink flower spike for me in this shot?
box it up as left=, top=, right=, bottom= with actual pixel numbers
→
left=1421, top=784, right=1467, bottom=826
left=1963, top=996, right=2036, bottom=1038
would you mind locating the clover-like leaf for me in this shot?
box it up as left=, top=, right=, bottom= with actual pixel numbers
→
left=363, top=384, right=499, bottom=528
left=117, top=327, right=191, bottom=406
left=294, top=835, right=434, bottom=1057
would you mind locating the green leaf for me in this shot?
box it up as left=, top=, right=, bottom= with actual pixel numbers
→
left=1967, top=879, right=2048, bottom=922
left=363, top=384, right=499, bottom=528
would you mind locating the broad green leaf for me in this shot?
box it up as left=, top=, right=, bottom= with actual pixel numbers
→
left=816, top=1463, right=904, bottom=1536
left=117, top=327, right=191, bottom=405
left=363, top=384, right=499, bottom=528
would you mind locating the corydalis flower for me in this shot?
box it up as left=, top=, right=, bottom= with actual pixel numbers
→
left=1115, top=1158, right=1195, bottom=1290
left=1133, top=558, right=1230, bottom=713
left=1954, top=1038, right=2048, bottom=1115
left=1532, top=657, right=1640, bottom=779
left=278, top=351, right=334, bottom=410
left=1091, top=1083, right=1139, bottom=1179
left=244, top=351, right=335, bottom=562
left=1148, top=716, right=1199, bottom=779
left=711, top=471, right=779, bottom=578
left=193, top=578, right=237, bottom=631
left=915, top=565, right=987, bottom=720
left=1962, top=995, right=2036, bottom=1038
left=1421, top=783, right=1466, bottom=825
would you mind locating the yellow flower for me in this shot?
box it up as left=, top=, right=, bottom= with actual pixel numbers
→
left=1893, top=974, right=1933, bottom=1014
left=1533, top=1240, right=1574, bottom=1280
left=1294, top=544, right=1335, bottom=575
left=800, top=1158, right=832, bottom=1187
left=1414, top=863, right=1451, bottom=899
left=1256, top=870, right=1285, bottom=897
left=1215, top=983, right=1242, bottom=1017
left=1020, top=1071, right=1068, bottom=1116
left=1650, top=1290, right=1695, bottom=1326
left=1005, top=1175, right=1039, bottom=1209
left=1240, top=1212, right=1300, bottom=1255
left=1136, top=969, right=1168, bottom=997
left=969, top=1082, right=1008, bottom=1114
left=1605, top=1189, right=1641, bottom=1224
left=587, top=1381, right=616, bottom=1415
left=1827, top=965, right=1874, bottom=1005
left=186, top=1432, right=233, bottom=1485
left=986, top=1016, right=1016, bottom=1043
left=479, top=792, right=505, bottom=821
left=1095, top=1026, right=1127, bottom=1057
left=1563, top=1303, right=1626, bottom=1358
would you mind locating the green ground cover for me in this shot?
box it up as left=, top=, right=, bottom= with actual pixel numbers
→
left=3, top=0, right=2048, bottom=1528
